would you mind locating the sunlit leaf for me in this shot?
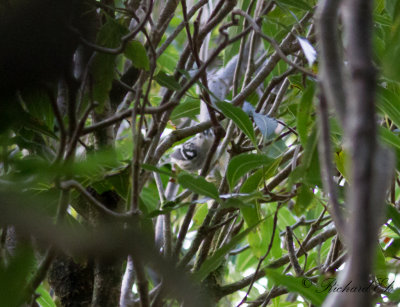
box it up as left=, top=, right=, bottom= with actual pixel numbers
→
left=36, top=285, right=56, bottom=307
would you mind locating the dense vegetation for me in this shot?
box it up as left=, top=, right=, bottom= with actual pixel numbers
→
left=1, top=0, right=400, bottom=306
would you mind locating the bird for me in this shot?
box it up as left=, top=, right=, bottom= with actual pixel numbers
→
left=170, top=129, right=214, bottom=171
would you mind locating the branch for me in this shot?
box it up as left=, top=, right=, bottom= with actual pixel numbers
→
left=81, top=101, right=178, bottom=135
left=322, top=0, right=395, bottom=306
left=59, top=180, right=131, bottom=220
left=156, top=0, right=208, bottom=57
left=286, top=226, right=303, bottom=276
left=71, top=0, right=154, bottom=55
left=315, top=0, right=346, bottom=124
left=232, top=9, right=316, bottom=78
left=120, top=255, right=135, bottom=307
left=231, top=11, right=313, bottom=107
left=216, top=227, right=337, bottom=298
left=316, top=93, right=345, bottom=238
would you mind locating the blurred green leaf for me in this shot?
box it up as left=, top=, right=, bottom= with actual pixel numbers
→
left=125, top=40, right=150, bottom=71
left=0, top=246, right=36, bottom=307
left=385, top=0, right=400, bottom=20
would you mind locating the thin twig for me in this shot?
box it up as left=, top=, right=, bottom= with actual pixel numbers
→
left=286, top=226, right=303, bottom=276
left=232, top=9, right=316, bottom=78
left=317, top=93, right=345, bottom=238
left=70, top=0, right=154, bottom=55
left=59, top=180, right=131, bottom=220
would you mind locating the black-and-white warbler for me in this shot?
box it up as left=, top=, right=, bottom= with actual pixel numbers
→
left=170, top=129, right=214, bottom=171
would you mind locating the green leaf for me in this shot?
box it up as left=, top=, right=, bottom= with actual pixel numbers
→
left=193, top=220, right=263, bottom=281
left=388, top=288, right=400, bottom=302
left=216, top=101, right=257, bottom=147
left=387, top=204, right=400, bottom=231
left=222, top=197, right=252, bottom=209
left=170, top=98, right=200, bottom=121
left=193, top=203, right=209, bottom=226
left=227, top=153, right=275, bottom=190
left=22, top=112, right=58, bottom=140
left=154, top=71, right=181, bottom=90
left=124, top=40, right=150, bottom=71
left=275, top=0, right=312, bottom=11
left=334, top=150, right=348, bottom=180
left=243, top=102, right=278, bottom=140
left=374, top=245, right=388, bottom=277
left=374, top=13, right=392, bottom=26
left=385, top=0, right=400, bottom=20
left=178, top=173, right=219, bottom=199
left=290, top=124, right=321, bottom=187
left=379, top=127, right=400, bottom=169
left=377, top=87, right=400, bottom=128
left=21, top=88, right=55, bottom=130
left=297, top=83, right=315, bottom=146
left=383, top=14, right=400, bottom=81
left=0, top=246, right=36, bottom=306
left=302, top=122, right=318, bottom=169
left=253, top=113, right=278, bottom=141
left=380, top=127, right=400, bottom=151
left=141, top=163, right=176, bottom=178
left=36, top=285, right=56, bottom=307
left=295, top=185, right=314, bottom=215
left=239, top=169, right=263, bottom=227
left=140, top=186, right=160, bottom=213
left=265, top=269, right=326, bottom=306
